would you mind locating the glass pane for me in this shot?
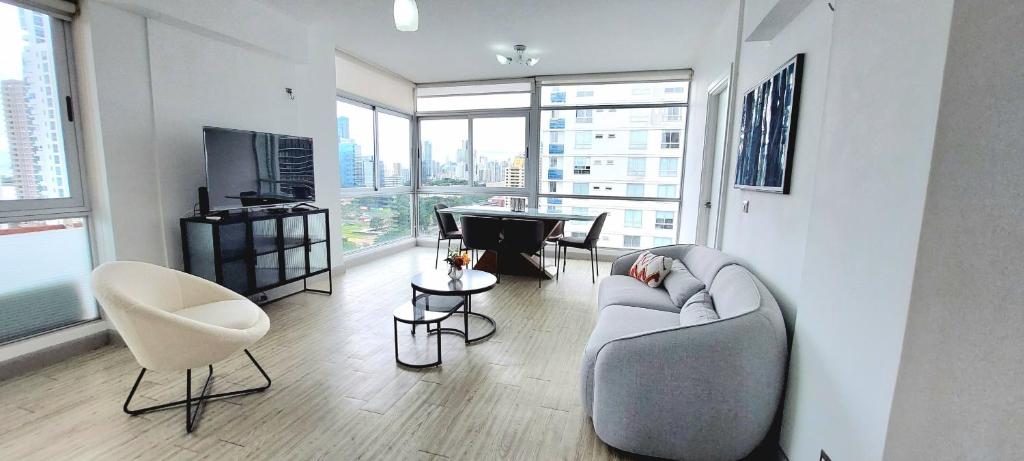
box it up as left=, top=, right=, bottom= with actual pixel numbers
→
left=377, top=112, right=411, bottom=187
left=420, top=119, right=469, bottom=186
left=339, top=193, right=412, bottom=253
left=540, top=107, right=685, bottom=199
left=539, top=197, right=678, bottom=249
left=0, top=5, right=70, bottom=200
left=0, top=217, right=96, bottom=344
left=336, top=100, right=375, bottom=188
left=416, top=92, right=531, bottom=112
left=472, top=116, right=526, bottom=188
left=416, top=193, right=525, bottom=235
left=541, top=81, right=688, bottom=107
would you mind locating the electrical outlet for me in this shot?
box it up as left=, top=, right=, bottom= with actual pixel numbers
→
left=820, top=450, right=832, bottom=461
left=742, top=200, right=750, bottom=213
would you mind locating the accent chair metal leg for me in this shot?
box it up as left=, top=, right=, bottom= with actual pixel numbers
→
left=123, top=349, right=271, bottom=434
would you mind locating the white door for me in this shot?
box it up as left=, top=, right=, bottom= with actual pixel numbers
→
left=696, top=74, right=732, bottom=248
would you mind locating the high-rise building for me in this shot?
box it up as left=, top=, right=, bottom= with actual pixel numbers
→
left=1, top=80, right=40, bottom=199
left=18, top=9, right=67, bottom=199
left=504, top=156, right=525, bottom=188
left=421, top=140, right=433, bottom=178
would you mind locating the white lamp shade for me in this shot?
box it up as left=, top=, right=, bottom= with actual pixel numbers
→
left=394, top=0, right=419, bottom=32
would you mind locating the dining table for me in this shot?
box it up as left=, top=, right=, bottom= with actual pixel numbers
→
left=436, top=205, right=596, bottom=280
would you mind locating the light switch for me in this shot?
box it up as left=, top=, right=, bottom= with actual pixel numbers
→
left=742, top=200, right=750, bottom=213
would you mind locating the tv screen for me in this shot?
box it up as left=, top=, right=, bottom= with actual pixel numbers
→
left=203, top=127, right=315, bottom=210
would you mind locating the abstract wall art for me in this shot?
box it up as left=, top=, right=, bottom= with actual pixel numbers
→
left=735, top=54, right=804, bottom=194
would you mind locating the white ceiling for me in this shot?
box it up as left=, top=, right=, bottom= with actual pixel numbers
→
left=255, top=0, right=732, bottom=83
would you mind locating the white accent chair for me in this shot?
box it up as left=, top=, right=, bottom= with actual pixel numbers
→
left=91, top=261, right=271, bottom=433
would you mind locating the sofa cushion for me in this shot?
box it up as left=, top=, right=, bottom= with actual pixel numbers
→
left=662, top=260, right=705, bottom=307
left=680, top=245, right=741, bottom=284
left=628, top=251, right=673, bottom=288
left=598, top=275, right=679, bottom=313
left=581, top=304, right=680, bottom=415
left=679, top=290, right=719, bottom=326
left=708, top=265, right=762, bottom=320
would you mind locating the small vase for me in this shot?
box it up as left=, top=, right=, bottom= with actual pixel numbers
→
left=447, top=266, right=464, bottom=281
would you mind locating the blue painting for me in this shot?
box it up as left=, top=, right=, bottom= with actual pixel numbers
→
left=735, top=54, right=804, bottom=194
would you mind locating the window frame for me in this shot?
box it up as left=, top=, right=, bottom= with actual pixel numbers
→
left=0, top=16, right=88, bottom=220
left=415, top=109, right=530, bottom=197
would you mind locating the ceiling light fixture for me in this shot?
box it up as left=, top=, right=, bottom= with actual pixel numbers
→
left=496, top=45, right=539, bottom=67
left=394, top=0, right=418, bottom=32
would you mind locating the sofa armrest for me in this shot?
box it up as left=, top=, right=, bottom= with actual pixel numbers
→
left=591, top=312, right=788, bottom=460
left=610, top=250, right=645, bottom=275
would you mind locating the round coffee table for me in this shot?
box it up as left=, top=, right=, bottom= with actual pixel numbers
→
left=410, top=269, right=498, bottom=345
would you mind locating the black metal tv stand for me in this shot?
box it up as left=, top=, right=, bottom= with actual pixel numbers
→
left=180, top=207, right=332, bottom=303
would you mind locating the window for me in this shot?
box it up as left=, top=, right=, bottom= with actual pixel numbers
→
left=339, top=194, right=412, bottom=252
left=653, top=237, right=672, bottom=246
left=627, top=158, right=646, bottom=176
left=655, top=211, right=675, bottom=230
left=662, top=107, right=682, bottom=122
left=1, top=5, right=95, bottom=344
left=538, top=78, right=688, bottom=249
left=471, top=116, right=527, bottom=188
left=377, top=111, right=412, bottom=187
left=659, top=158, right=679, bottom=177
left=624, top=209, right=642, bottom=228
left=575, top=131, right=593, bottom=149
left=572, top=207, right=589, bottom=215
left=415, top=82, right=532, bottom=112
left=337, top=100, right=376, bottom=189
left=419, top=119, right=469, bottom=186
left=549, top=131, right=564, bottom=144
left=573, top=157, right=591, bottom=175
left=416, top=194, right=524, bottom=235
left=338, top=97, right=414, bottom=253
left=623, top=235, right=641, bottom=248
left=629, top=130, right=647, bottom=149
left=661, top=130, right=681, bottom=149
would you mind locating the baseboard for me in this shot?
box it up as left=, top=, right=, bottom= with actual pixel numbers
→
left=0, top=328, right=111, bottom=382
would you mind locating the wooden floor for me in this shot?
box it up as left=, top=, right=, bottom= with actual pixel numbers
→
left=0, top=247, right=639, bottom=460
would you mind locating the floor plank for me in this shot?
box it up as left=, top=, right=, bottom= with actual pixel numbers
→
left=0, top=247, right=633, bottom=460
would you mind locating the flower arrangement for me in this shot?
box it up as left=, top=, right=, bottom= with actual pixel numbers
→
left=444, top=251, right=471, bottom=269
left=444, top=251, right=471, bottom=280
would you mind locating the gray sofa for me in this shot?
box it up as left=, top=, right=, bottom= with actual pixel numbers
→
left=581, top=245, right=789, bottom=460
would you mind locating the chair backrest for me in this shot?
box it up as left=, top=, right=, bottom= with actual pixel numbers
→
left=434, top=204, right=460, bottom=236
left=460, top=216, right=502, bottom=250
left=500, top=219, right=545, bottom=253
left=586, top=212, right=609, bottom=245
left=92, top=261, right=187, bottom=314
left=548, top=221, right=565, bottom=239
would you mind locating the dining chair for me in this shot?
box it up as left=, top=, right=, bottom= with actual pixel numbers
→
left=433, top=204, right=463, bottom=268
left=499, top=219, right=547, bottom=287
left=460, top=215, right=503, bottom=283
left=91, top=261, right=271, bottom=433
left=558, top=212, right=609, bottom=283
left=545, top=221, right=565, bottom=275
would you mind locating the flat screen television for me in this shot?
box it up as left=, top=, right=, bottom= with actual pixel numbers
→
left=203, top=126, right=315, bottom=211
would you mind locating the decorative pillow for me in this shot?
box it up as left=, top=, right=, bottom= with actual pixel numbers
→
left=662, top=260, right=705, bottom=307
left=628, top=251, right=672, bottom=288
left=679, top=290, right=719, bottom=326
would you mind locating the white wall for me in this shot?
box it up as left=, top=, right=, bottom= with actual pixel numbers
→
left=679, top=0, right=741, bottom=245
left=884, top=0, right=1024, bottom=458
left=780, top=1, right=954, bottom=460
left=335, top=52, right=415, bottom=113
left=75, top=0, right=342, bottom=270
left=716, top=0, right=832, bottom=328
